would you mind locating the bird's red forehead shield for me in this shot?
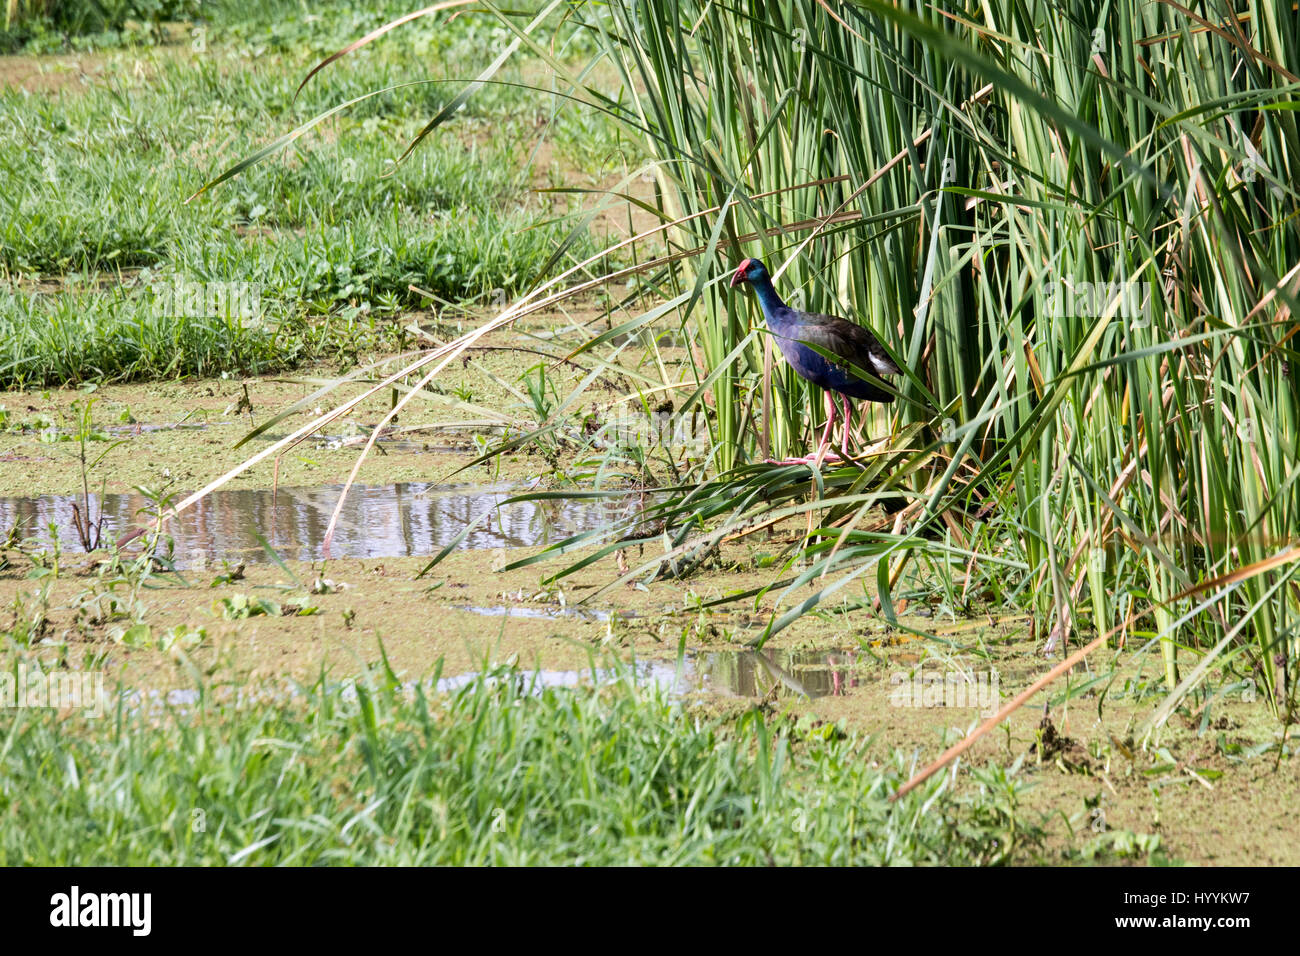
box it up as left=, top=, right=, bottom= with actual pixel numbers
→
left=730, top=258, right=752, bottom=287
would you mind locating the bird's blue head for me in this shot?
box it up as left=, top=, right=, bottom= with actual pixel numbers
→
left=729, top=257, right=771, bottom=289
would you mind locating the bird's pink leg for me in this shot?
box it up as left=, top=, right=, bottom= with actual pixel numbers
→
left=806, top=392, right=842, bottom=463
left=818, top=392, right=836, bottom=454
left=840, top=395, right=852, bottom=458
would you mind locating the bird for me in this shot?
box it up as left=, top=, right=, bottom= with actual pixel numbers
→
left=730, top=257, right=901, bottom=464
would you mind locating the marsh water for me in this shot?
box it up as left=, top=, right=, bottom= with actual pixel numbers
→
left=432, top=645, right=865, bottom=700
left=124, top=645, right=867, bottom=713
left=0, top=481, right=647, bottom=567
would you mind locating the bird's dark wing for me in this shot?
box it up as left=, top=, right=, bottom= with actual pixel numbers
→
left=794, top=312, right=903, bottom=378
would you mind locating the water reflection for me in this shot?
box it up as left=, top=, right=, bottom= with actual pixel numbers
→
left=692, top=647, right=864, bottom=699
left=0, top=482, right=643, bottom=567
left=117, top=649, right=869, bottom=717
left=452, top=605, right=636, bottom=622
left=428, top=647, right=864, bottom=700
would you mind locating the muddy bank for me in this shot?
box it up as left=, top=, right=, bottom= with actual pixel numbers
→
left=2, top=539, right=1293, bottom=865
left=0, top=308, right=685, bottom=496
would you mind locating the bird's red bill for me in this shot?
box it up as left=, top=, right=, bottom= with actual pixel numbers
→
left=730, top=258, right=752, bottom=287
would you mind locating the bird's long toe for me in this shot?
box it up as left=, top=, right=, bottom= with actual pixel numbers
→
left=764, top=451, right=844, bottom=466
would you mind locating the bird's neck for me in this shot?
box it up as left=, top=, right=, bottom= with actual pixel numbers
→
left=750, top=276, right=790, bottom=324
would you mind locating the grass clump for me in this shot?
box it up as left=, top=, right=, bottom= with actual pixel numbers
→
left=0, top=7, right=598, bottom=385
left=0, top=0, right=199, bottom=53
left=0, top=283, right=283, bottom=386
left=0, top=660, right=1037, bottom=864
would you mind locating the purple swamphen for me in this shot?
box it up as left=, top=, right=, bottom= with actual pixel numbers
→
left=730, top=257, right=901, bottom=463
